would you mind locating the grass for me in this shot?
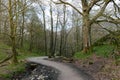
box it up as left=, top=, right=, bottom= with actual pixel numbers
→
left=0, top=63, right=25, bottom=79
left=74, top=45, right=115, bottom=59
left=0, top=42, right=10, bottom=61
left=0, top=53, right=7, bottom=61
left=74, top=51, right=92, bottom=59
left=93, top=45, right=114, bottom=57
left=17, top=50, right=42, bottom=60
left=0, top=42, right=11, bottom=49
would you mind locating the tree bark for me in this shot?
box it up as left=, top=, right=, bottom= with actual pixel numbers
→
left=20, top=0, right=25, bottom=48
left=0, top=0, right=2, bottom=34
left=59, top=5, right=66, bottom=56
left=8, top=0, right=18, bottom=64
left=29, top=22, right=33, bottom=52
left=53, top=10, right=59, bottom=56
left=40, top=5, right=48, bottom=56
left=82, top=0, right=91, bottom=53
left=49, top=2, right=54, bottom=57
left=82, top=19, right=91, bottom=52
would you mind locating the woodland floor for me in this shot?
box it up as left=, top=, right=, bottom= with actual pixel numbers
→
left=74, top=55, right=120, bottom=80
left=52, top=54, right=120, bottom=80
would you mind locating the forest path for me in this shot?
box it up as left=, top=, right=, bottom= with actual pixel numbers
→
left=26, top=57, right=93, bottom=80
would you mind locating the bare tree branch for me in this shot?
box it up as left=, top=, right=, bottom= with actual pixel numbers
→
left=88, top=0, right=99, bottom=12
left=96, top=19, right=120, bottom=24
left=0, top=2, right=9, bottom=10
left=97, top=23, right=116, bottom=35
left=53, top=0, right=83, bottom=16
left=91, top=0, right=111, bottom=22
left=102, top=14, right=120, bottom=24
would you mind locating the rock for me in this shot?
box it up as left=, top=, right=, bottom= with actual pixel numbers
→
left=11, top=62, right=59, bottom=80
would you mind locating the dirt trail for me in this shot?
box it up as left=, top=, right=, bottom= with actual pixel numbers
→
left=26, top=57, right=93, bottom=80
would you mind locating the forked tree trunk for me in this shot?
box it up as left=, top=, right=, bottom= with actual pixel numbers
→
left=8, top=0, right=18, bottom=64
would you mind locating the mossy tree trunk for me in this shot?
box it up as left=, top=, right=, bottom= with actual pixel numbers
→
left=8, top=0, right=18, bottom=64
left=0, top=0, right=1, bottom=34
left=82, top=0, right=91, bottom=52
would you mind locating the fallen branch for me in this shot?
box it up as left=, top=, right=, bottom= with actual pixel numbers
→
left=0, top=54, right=13, bottom=64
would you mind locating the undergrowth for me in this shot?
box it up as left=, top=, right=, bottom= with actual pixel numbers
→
left=74, top=45, right=115, bottom=59
left=0, top=42, right=43, bottom=79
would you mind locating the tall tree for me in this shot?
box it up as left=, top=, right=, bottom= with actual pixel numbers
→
left=0, top=0, right=2, bottom=34
left=59, top=5, right=67, bottom=56
left=39, top=4, right=48, bottom=56
left=28, top=20, right=34, bottom=52
left=8, top=0, right=18, bottom=63
left=49, top=1, right=54, bottom=57
left=55, top=0, right=120, bottom=53
left=53, top=9, right=59, bottom=56
left=20, top=0, right=26, bottom=47
left=28, top=9, right=39, bottom=52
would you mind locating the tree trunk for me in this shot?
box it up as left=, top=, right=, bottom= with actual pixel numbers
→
left=20, top=0, right=26, bottom=48
left=59, top=5, right=66, bottom=56
left=8, top=0, right=18, bottom=64
left=81, top=0, right=91, bottom=53
left=53, top=11, right=59, bottom=56
left=43, top=9, right=47, bottom=56
left=75, top=20, right=80, bottom=52
left=49, top=3, right=55, bottom=57
left=59, top=31, right=63, bottom=56
left=11, top=36, right=18, bottom=63
left=82, top=15, right=91, bottom=53
left=29, top=24, right=33, bottom=52
left=0, top=0, right=2, bottom=34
